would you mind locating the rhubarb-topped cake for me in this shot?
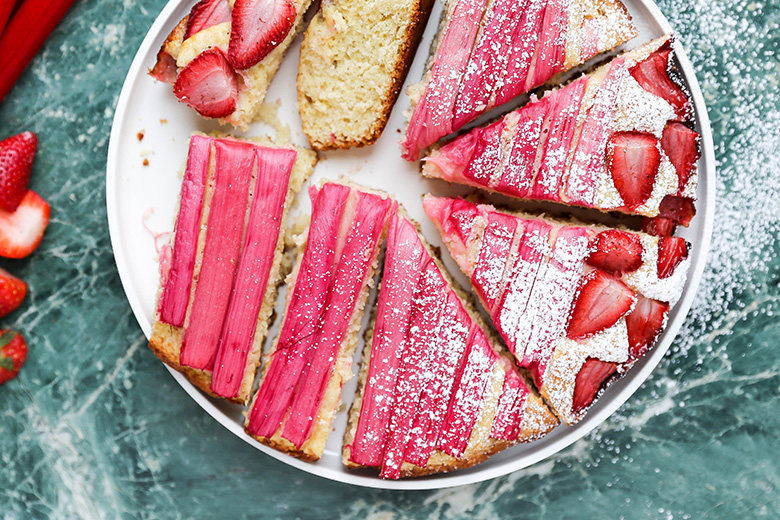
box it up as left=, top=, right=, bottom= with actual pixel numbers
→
left=297, top=0, right=434, bottom=150
left=400, top=0, right=637, bottom=160
left=149, top=0, right=312, bottom=127
left=245, top=182, right=394, bottom=461
left=343, top=208, right=558, bottom=479
left=423, top=36, right=700, bottom=234
left=149, top=134, right=316, bottom=404
left=424, top=196, right=690, bottom=424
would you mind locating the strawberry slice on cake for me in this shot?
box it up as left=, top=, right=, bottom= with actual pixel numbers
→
left=400, top=0, right=637, bottom=160
left=149, top=135, right=316, bottom=404
left=244, top=183, right=394, bottom=461
left=342, top=208, right=558, bottom=479
left=424, top=196, right=690, bottom=424
left=422, top=36, right=700, bottom=231
left=149, top=0, right=311, bottom=127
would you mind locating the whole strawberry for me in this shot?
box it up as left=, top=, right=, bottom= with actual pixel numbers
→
left=0, top=267, right=27, bottom=318
left=0, top=131, right=37, bottom=212
left=0, top=330, right=27, bottom=384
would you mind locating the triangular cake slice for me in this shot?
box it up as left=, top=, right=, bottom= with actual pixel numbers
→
left=343, top=208, right=558, bottom=479
left=149, top=134, right=316, bottom=404
left=149, top=0, right=312, bottom=127
left=423, top=36, right=700, bottom=233
left=424, top=195, right=690, bottom=424
left=245, top=182, right=394, bottom=461
left=297, top=0, right=435, bottom=150
left=400, top=0, right=637, bottom=160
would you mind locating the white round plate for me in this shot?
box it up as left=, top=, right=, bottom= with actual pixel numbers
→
left=107, top=0, right=715, bottom=490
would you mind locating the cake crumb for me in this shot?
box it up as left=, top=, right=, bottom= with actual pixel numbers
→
left=143, top=158, right=149, bottom=166
left=159, top=118, right=168, bottom=124
left=137, top=130, right=145, bottom=141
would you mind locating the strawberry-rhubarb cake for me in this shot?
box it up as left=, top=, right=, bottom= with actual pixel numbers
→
left=244, top=182, right=394, bottom=461
left=343, top=208, right=558, bottom=479
left=149, top=134, right=316, bottom=404
left=422, top=35, right=700, bottom=234
left=424, top=196, right=690, bottom=424
left=400, top=0, right=637, bottom=160
left=149, top=0, right=312, bottom=127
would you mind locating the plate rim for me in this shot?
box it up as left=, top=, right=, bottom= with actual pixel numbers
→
left=105, top=0, right=716, bottom=490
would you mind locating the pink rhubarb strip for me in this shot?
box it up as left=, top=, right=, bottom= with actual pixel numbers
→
left=158, top=134, right=212, bottom=327
left=179, top=139, right=255, bottom=370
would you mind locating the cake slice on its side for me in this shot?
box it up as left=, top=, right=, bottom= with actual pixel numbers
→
left=245, top=182, right=394, bottom=461
left=148, top=0, right=313, bottom=128
left=423, top=36, right=700, bottom=233
left=149, top=134, right=316, bottom=404
left=343, top=209, right=558, bottom=479
left=400, top=0, right=636, bottom=160
left=424, top=196, right=690, bottom=424
left=297, top=0, right=434, bottom=150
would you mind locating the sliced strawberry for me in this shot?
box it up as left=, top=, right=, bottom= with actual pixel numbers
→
left=641, top=216, right=677, bottom=237
left=625, top=296, right=669, bottom=360
left=567, top=269, right=636, bottom=340
left=657, top=236, right=688, bottom=279
left=185, top=0, right=231, bottom=39
left=0, top=330, right=27, bottom=385
left=657, top=195, right=696, bottom=226
left=149, top=49, right=178, bottom=84
left=0, top=131, right=36, bottom=212
left=661, top=122, right=699, bottom=193
left=173, top=49, right=238, bottom=118
left=228, top=0, right=296, bottom=70
left=629, top=45, right=690, bottom=120
left=0, top=190, right=50, bottom=259
left=572, top=358, right=618, bottom=413
left=0, top=268, right=26, bottom=318
left=608, top=132, right=661, bottom=210
left=587, top=229, right=643, bottom=273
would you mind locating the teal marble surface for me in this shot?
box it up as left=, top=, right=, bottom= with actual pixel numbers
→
left=1, top=0, right=779, bottom=518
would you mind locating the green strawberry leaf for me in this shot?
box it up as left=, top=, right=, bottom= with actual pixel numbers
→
left=0, top=357, right=13, bottom=371
left=0, top=331, right=16, bottom=348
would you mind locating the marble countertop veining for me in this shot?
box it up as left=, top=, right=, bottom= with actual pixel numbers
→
left=1, top=0, right=779, bottom=518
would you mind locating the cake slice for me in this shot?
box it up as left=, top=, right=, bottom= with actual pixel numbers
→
left=244, top=182, right=394, bottom=461
left=400, top=0, right=637, bottom=160
left=423, top=36, right=700, bottom=232
left=149, top=134, right=316, bottom=404
left=149, top=0, right=312, bottom=127
left=424, top=196, right=690, bottom=424
left=343, top=208, right=558, bottom=479
left=297, top=0, right=434, bottom=150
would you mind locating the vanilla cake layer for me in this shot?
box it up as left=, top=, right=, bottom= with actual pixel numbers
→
left=297, top=0, right=434, bottom=150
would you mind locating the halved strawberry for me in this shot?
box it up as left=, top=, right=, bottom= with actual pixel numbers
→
left=228, top=0, right=295, bottom=70
left=657, top=195, right=696, bottom=226
left=0, top=131, right=36, bottom=212
left=661, top=122, right=699, bottom=193
left=629, top=45, right=690, bottom=120
left=587, top=229, right=643, bottom=273
left=184, top=0, right=231, bottom=39
left=0, top=268, right=26, bottom=318
left=626, top=296, right=669, bottom=360
left=608, top=132, right=660, bottom=210
left=173, top=49, right=238, bottom=118
left=641, top=216, right=676, bottom=237
left=572, top=358, right=618, bottom=413
left=0, top=330, right=27, bottom=384
left=567, top=269, right=637, bottom=340
left=657, top=236, right=688, bottom=279
left=0, top=190, right=50, bottom=259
